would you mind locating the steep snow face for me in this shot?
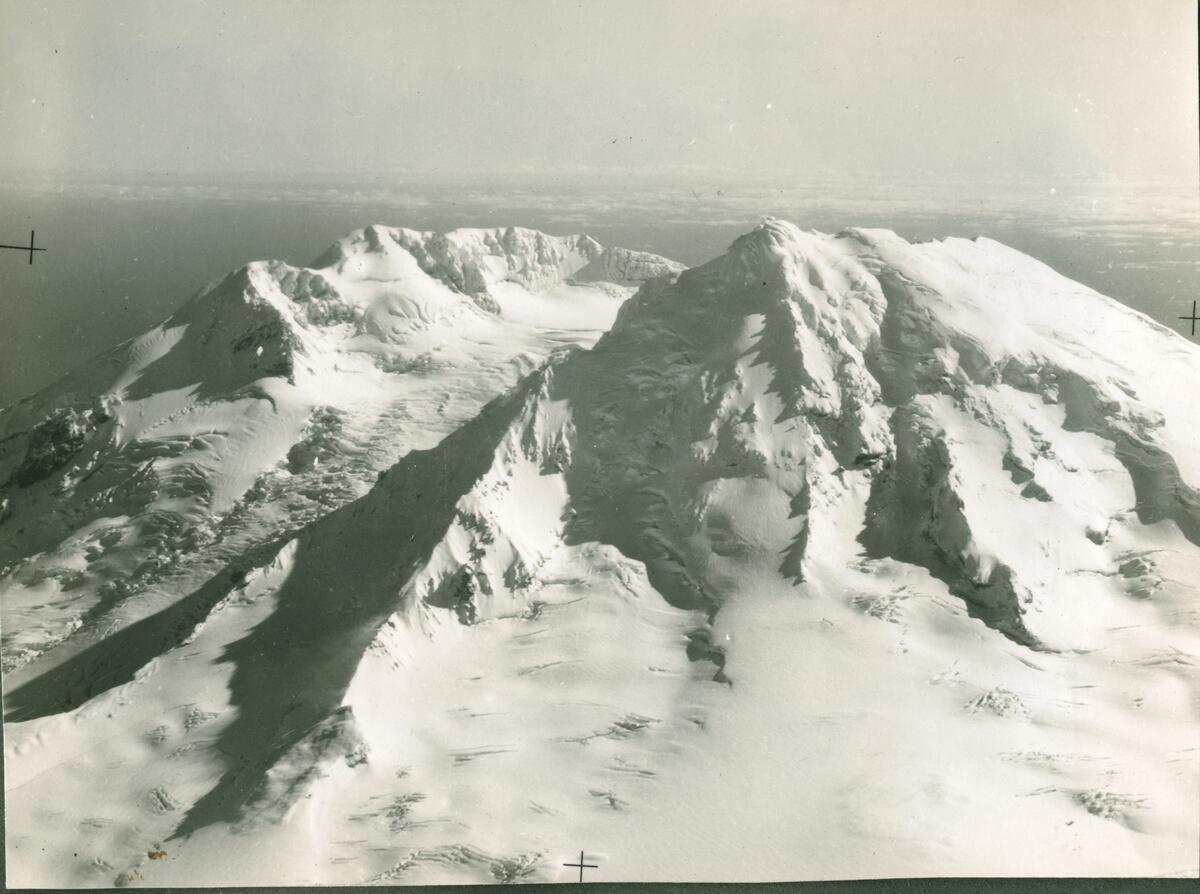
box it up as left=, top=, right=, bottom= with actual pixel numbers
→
left=0, top=227, right=680, bottom=677
left=3, top=219, right=1197, bottom=886
left=846, top=226, right=1199, bottom=649
left=457, top=219, right=1199, bottom=650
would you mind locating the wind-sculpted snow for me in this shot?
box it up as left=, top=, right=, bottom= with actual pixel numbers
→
left=3, top=219, right=1197, bottom=885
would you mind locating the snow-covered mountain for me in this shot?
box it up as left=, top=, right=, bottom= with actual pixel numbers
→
left=2, top=219, right=1196, bottom=885
left=0, top=225, right=680, bottom=675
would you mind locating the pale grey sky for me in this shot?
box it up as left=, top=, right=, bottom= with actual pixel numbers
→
left=1, top=0, right=1196, bottom=182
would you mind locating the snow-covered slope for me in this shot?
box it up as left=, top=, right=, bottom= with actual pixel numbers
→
left=0, top=225, right=681, bottom=677
left=3, top=219, right=1196, bottom=885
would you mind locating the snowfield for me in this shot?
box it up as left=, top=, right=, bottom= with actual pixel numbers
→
left=1, top=219, right=1196, bottom=885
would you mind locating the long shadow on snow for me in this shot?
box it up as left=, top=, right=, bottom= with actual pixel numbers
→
left=2, top=550, right=275, bottom=721
left=166, top=380, right=531, bottom=838
left=121, top=267, right=299, bottom=404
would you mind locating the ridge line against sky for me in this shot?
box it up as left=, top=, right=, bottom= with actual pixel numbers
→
left=1, top=0, right=1196, bottom=184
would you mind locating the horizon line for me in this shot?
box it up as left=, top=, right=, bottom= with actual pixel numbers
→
left=1, top=165, right=1196, bottom=188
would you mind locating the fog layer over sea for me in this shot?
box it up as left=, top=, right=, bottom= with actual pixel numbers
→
left=1, top=172, right=1196, bottom=406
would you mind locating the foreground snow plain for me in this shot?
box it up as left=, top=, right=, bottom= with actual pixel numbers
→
left=1, top=219, right=1196, bottom=885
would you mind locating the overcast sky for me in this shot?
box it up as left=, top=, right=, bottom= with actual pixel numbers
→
left=1, top=0, right=1195, bottom=182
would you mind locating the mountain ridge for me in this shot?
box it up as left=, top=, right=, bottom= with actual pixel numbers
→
left=2, top=218, right=1197, bottom=885
left=0, top=225, right=680, bottom=677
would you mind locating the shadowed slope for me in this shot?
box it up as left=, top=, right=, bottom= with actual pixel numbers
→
left=169, top=376, right=544, bottom=837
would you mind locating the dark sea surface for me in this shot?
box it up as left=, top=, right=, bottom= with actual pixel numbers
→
left=1, top=174, right=1196, bottom=407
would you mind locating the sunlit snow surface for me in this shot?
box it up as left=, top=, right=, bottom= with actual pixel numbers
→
left=1, top=220, right=1197, bottom=885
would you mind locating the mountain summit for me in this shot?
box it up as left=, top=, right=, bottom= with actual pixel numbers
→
left=2, top=219, right=1196, bottom=885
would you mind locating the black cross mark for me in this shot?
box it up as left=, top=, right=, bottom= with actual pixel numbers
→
left=1180, top=300, right=1200, bottom=338
left=0, top=230, right=47, bottom=265
left=563, top=850, right=598, bottom=882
